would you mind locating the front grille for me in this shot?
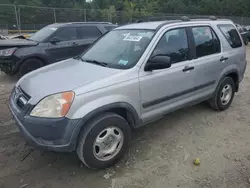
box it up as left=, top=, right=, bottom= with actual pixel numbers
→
left=14, top=86, right=31, bottom=110
left=19, top=87, right=31, bottom=101
left=17, top=99, right=25, bottom=109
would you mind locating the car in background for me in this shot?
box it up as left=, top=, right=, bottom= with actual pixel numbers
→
left=0, top=22, right=117, bottom=76
left=244, top=25, right=250, bottom=31
left=242, top=26, right=250, bottom=42
left=235, top=24, right=250, bottom=45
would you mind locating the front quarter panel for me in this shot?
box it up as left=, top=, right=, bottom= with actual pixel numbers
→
left=67, top=76, right=141, bottom=120
left=14, top=43, right=50, bottom=63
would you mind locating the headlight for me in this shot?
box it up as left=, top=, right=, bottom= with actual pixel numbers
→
left=0, top=48, right=17, bottom=56
left=30, top=91, right=74, bottom=118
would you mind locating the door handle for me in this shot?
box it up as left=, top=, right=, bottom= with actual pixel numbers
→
left=183, top=66, right=194, bottom=72
left=71, top=42, right=78, bottom=46
left=220, top=56, right=228, bottom=62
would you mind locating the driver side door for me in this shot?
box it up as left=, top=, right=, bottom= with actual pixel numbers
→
left=47, top=27, right=78, bottom=62
left=139, top=27, right=197, bottom=122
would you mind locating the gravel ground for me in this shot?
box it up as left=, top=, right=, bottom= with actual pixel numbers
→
left=1, top=47, right=250, bottom=188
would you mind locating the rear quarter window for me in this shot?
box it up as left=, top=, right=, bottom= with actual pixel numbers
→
left=218, top=24, right=242, bottom=48
left=78, top=26, right=102, bottom=39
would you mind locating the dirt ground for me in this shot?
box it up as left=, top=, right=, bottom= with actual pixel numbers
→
left=1, top=48, right=250, bottom=188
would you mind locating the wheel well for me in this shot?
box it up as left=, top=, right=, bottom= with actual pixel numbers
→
left=22, top=56, right=46, bottom=65
left=226, top=72, right=239, bottom=92
left=106, top=107, right=137, bottom=129
left=18, top=57, right=46, bottom=68
left=82, top=107, right=139, bottom=130
left=15, top=57, right=47, bottom=74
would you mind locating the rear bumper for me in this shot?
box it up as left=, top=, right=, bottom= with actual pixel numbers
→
left=9, top=88, right=80, bottom=152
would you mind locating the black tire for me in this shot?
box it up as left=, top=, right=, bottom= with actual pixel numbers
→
left=208, top=77, right=236, bottom=111
left=18, top=58, right=44, bottom=77
left=76, top=112, right=131, bottom=169
left=245, top=38, right=249, bottom=45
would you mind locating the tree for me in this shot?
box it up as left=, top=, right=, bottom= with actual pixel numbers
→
left=1, top=0, right=250, bottom=27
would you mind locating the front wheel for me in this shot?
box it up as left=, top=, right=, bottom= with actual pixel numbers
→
left=208, top=77, right=235, bottom=111
left=76, top=112, right=131, bottom=169
left=18, top=58, right=44, bottom=77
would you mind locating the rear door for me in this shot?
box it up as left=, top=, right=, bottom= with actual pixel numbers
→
left=217, top=24, right=246, bottom=81
left=189, top=25, right=222, bottom=98
left=76, top=25, right=103, bottom=54
left=47, top=27, right=78, bottom=62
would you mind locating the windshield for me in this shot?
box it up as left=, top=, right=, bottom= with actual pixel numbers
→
left=30, top=25, right=58, bottom=42
left=81, top=29, right=155, bottom=69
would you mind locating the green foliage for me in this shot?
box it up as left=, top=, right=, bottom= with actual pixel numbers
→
left=1, top=0, right=250, bottom=26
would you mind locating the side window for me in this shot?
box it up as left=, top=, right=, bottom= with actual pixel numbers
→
left=218, top=24, right=242, bottom=48
left=54, top=27, right=77, bottom=41
left=152, top=28, right=189, bottom=64
left=192, top=26, right=220, bottom=58
left=79, top=26, right=102, bottom=39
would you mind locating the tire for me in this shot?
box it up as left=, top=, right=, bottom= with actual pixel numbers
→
left=18, top=58, right=44, bottom=77
left=208, top=77, right=236, bottom=111
left=76, top=112, right=131, bottom=169
left=245, top=39, right=249, bottom=45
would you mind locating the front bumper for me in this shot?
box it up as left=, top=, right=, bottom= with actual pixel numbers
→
left=9, top=87, right=80, bottom=152
left=0, top=56, right=20, bottom=74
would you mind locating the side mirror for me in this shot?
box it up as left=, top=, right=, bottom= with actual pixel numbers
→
left=50, top=37, right=60, bottom=44
left=145, top=55, right=171, bottom=71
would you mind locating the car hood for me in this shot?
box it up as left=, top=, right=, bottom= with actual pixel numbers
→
left=0, top=39, right=38, bottom=48
left=18, top=58, right=122, bottom=104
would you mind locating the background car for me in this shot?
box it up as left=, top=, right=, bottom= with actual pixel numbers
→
left=244, top=25, right=250, bottom=31
left=235, top=24, right=250, bottom=45
left=0, top=22, right=117, bottom=76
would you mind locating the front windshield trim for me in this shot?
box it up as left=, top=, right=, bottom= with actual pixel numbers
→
left=29, top=25, right=59, bottom=42
left=80, top=29, right=156, bottom=70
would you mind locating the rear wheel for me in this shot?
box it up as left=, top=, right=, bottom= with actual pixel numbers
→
left=208, top=77, right=235, bottom=111
left=76, top=112, right=131, bottom=169
left=245, top=38, right=249, bottom=45
left=18, top=58, right=44, bottom=77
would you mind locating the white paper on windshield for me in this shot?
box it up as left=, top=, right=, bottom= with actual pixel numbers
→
left=118, top=59, right=128, bottom=65
left=123, top=35, right=143, bottom=42
left=50, top=27, right=58, bottom=31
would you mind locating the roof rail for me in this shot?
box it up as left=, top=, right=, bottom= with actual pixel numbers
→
left=181, top=16, right=190, bottom=21
left=180, top=15, right=218, bottom=21
left=209, top=16, right=217, bottom=20
left=68, top=22, right=113, bottom=24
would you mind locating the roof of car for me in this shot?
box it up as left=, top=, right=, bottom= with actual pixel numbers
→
left=50, top=22, right=116, bottom=27
left=116, top=19, right=232, bottom=30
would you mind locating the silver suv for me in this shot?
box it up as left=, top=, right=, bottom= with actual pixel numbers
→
left=9, top=17, right=247, bottom=169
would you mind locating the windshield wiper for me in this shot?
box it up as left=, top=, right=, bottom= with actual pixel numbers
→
left=75, top=56, right=108, bottom=67
left=83, top=59, right=108, bottom=67
left=74, top=55, right=85, bottom=61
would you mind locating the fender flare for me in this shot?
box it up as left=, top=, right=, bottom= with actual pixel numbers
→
left=70, top=102, right=141, bottom=150
left=223, top=69, right=239, bottom=90
left=14, top=55, right=49, bottom=73
left=216, top=69, right=239, bottom=93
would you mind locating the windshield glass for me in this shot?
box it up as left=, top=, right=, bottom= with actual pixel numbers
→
left=81, top=29, right=155, bottom=69
left=29, top=25, right=58, bottom=42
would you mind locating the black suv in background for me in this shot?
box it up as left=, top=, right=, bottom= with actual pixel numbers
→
left=235, top=24, right=250, bottom=45
left=0, top=22, right=117, bottom=76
